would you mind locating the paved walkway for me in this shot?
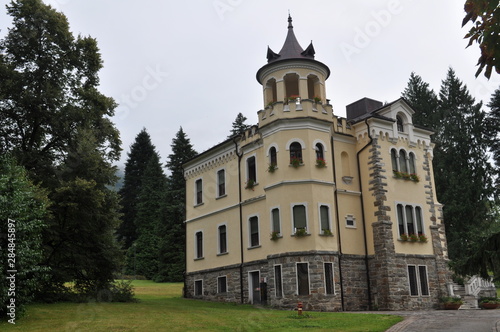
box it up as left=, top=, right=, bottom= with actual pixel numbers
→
left=376, top=309, right=500, bottom=332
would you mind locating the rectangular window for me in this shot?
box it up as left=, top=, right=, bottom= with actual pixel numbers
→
left=408, top=265, right=418, bottom=296
left=415, top=207, right=423, bottom=235
left=217, top=276, right=227, bottom=293
left=320, top=205, right=330, bottom=233
left=194, top=280, right=203, bottom=296
left=249, top=216, right=259, bottom=247
left=297, top=263, right=309, bottom=295
left=418, top=266, right=430, bottom=296
left=408, top=265, right=429, bottom=296
left=247, top=156, right=256, bottom=182
left=397, top=204, right=425, bottom=238
left=346, top=214, right=356, bottom=228
left=274, top=265, right=283, bottom=298
left=218, top=225, right=227, bottom=254
left=324, top=262, right=335, bottom=295
left=195, top=231, right=203, bottom=259
left=293, top=204, right=307, bottom=232
left=405, top=205, right=415, bottom=234
left=217, top=169, right=225, bottom=197
left=271, top=208, right=280, bottom=234
left=195, top=179, right=203, bottom=205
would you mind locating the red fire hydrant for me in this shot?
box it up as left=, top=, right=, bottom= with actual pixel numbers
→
left=297, top=301, right=303, bottom=316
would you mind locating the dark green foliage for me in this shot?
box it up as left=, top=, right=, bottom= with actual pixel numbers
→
left=401, top=72, right=439, bottom=129
left=401, top=69, right=497, bottom=277
left=0, top=0, right=125, bottom=304
left=117, top=129, right=157, bottom=249
left=0, top=156, right=50, bottom=319
left=127, top=152, right=167, bottom=279
left=486, top=88, right=500, bottom=188
left=463, top=0, right=500, bottom=78
left=228, top=112, right=250, bottom=138
left=43, top=129, right=123, bottom=299
left=435, top=69, right=494, bottom=265
left=157, top=128, right=197, bottom=282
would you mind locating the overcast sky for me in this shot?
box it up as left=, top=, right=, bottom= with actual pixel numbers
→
left=1, top=0, right=499, bottom=168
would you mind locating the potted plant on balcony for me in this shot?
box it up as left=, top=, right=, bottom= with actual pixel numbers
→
left=315, top=158, right=326, bottom=168
left=245, top=179, right=255, bottom=191
left=479, top=297, right=500, bottom=309
left=418, top=234, right=428, bottom=243
left=290, top=157, right=302, bottom=168
left=270, top=231, right=280, bottom=241
left=440, top=296, right=463, bottom=310
left=409, top=233, right=419, bottom=242
left=267, top=163, right=277, bottom=173
left=294, top=228, right=307, bottom=237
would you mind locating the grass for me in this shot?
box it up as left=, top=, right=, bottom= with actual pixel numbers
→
left=1, top=281, right=403, bottom=331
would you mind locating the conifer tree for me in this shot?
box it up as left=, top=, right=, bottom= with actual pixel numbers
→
left=401, top=72, right=439, bottom=128
left=127, top=152, right=167, bottom=279
left=486, top=88, right=500, bottom=187
left=228, top=112, right=250, bottom=138
left=117, top=129, right=157, bottom=249
left=157, top=128, right=197, bottom=282
left=434, top=68, right=495, bottom=266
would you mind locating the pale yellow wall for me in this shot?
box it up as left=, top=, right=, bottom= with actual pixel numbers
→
left=186, top=207, right=241, bottom=272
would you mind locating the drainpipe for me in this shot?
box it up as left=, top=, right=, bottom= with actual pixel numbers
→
left=232, top=136, right=244, bottom=304
left=356, top=118, right=373, bottom=310
left=330, top=135, right=345, bottom=311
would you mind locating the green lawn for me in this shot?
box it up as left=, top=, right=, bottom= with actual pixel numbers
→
left=1, top=281, right=403, bottom=331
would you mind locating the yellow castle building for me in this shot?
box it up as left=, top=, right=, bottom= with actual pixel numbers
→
left=183, top=15, right=451, bottom=311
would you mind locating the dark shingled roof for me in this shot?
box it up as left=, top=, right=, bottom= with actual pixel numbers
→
left=256, top=15, right=330, bottom=84
left=267, top=15, right=315, bottom=63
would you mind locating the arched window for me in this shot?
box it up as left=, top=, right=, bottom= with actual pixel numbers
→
left=409, top=152, right=416, bottom=174
left=399, top=150, right=408, bottom=173
left=391, top=149, right=398, bottom=171
left=269, top=146, right=277, bottom=167
left=396, top=115, right=404, bottom=132
left=284, top=73, right=299, bottom=100
left=265, top=78, right=277, bottom=105
left=290, top=142, right=302, bottom=164
left=315, top=143, right=324, bottom=160
left=307, top=74, right=320, bottom=99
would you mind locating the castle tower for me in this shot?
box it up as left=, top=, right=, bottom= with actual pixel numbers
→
left=256, top=15, right=334, bottom=126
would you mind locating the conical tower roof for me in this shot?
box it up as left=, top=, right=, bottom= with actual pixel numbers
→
left=267, top=14, right=315, bottom=63
left=257, top=15, right=329, bottom=84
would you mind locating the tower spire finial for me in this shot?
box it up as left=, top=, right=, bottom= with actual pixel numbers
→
left=288, top=12, right=293, bottom=29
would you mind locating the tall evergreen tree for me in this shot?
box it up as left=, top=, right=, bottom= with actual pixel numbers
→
left=401, top=72, right=439, bottom=128
left=46, top=128, right=122, bottom=297
left=434, top=68, right=495, bottom=267
left=157, top=128, right=197, bottom=282
left=0, top=0, right=122, bottom=300
left=117, top=129, right=157, bottom=249
left=228, top=112, right=250, bottom=138
left=486, top=87, right=500, bottom=187
left=127, top=152, right=167, bottom=279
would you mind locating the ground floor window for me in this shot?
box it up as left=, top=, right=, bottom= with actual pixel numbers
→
left=296, top=262, right=310, bottom=295
left=274, top=265, right=283, bottom=298
left=217, top=276, right=227, bottom=293
left=324, top=262, right=335, bottom=294
left=408, top=265, right=429, bottom=296
left=194, top=280, right=203, bottom=296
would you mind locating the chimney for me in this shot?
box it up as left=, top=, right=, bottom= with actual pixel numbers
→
left=346, top=97, right=383, bottom=121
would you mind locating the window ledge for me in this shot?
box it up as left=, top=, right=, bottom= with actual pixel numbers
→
left=217, top=252, right=229, bottom=256
left=194, top=257, right=204, bottom=261
left=319, top=233, right=334, bottom=237
left=247, top=245, right=261, bottom=250
left=216, top=194, right=227, bottom=200
left=291, top=233, right=311, bottom=237
left=289, top=163, right=304, bottom=168
left=194, top=202, right=204, bottom=208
